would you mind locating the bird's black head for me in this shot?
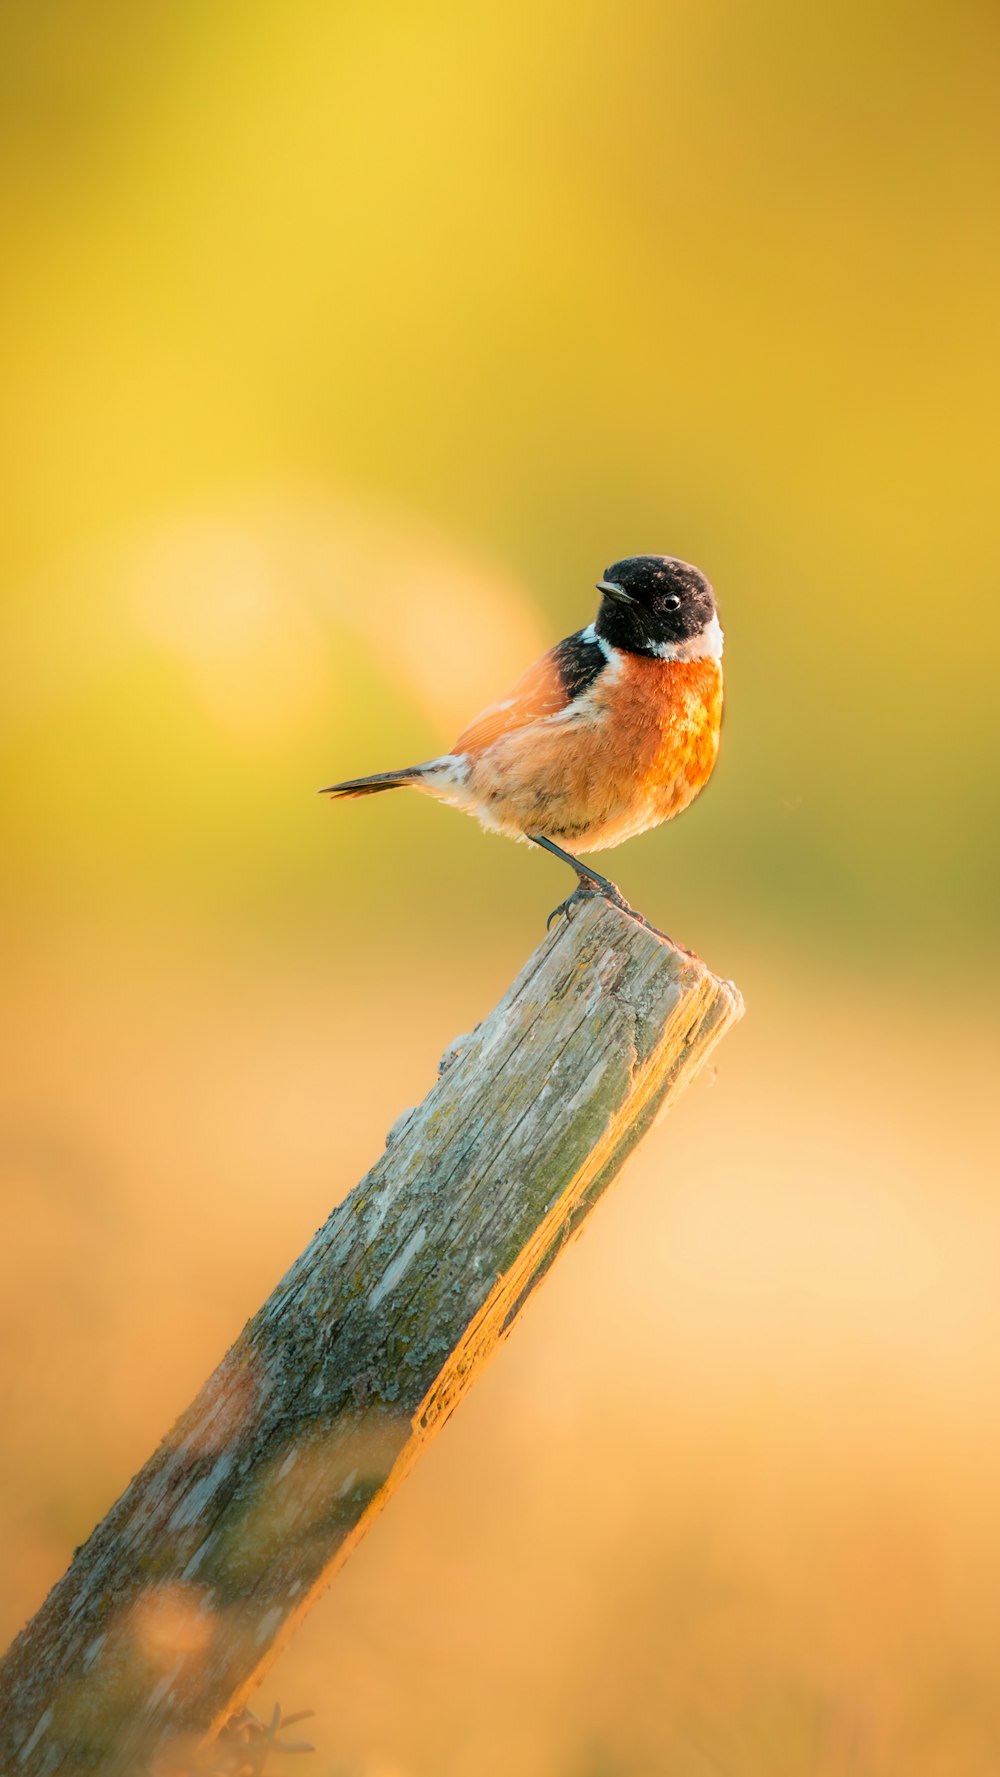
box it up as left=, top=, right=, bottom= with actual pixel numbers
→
left=594, top=554, right=719, bottom=658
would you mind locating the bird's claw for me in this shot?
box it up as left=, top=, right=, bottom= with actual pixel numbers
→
left=546, top=880, right=636, bottom=930
left=545, top=880, right=695, bottom=955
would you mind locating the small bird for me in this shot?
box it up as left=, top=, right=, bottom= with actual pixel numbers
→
left=321, top=554, right=723, bottom=925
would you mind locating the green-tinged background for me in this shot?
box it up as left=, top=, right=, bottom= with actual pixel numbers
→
left=2, top=3, right=999, bottom=1773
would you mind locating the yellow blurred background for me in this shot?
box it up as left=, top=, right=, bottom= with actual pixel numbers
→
left=2, top=1, right=999, bottom=1771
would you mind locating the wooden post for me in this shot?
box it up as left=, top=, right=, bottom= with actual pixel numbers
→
left=0, top=901, right=743, bottom=1775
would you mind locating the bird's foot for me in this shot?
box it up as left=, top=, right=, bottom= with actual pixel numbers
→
left=529, top=832, right=691, bottom=952
left=546, top=873, right=696, bottom=956
left=546, top=874, right=637, bottom=931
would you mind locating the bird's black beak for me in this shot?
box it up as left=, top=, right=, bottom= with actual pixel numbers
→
left=595, top=579, right=636, bottom=605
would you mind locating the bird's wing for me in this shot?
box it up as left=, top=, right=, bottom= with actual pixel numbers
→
left=453, top=629, right=608, bottom=755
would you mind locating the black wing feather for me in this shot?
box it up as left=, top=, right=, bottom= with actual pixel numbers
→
left=552, top=630, right=607, bottom=701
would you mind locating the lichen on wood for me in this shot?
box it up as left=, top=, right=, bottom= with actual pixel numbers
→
left=0, top=900, right=743, bottom=1776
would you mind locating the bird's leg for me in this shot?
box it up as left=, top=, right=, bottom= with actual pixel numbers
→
left=528, top=833, right=638, bottom=929
left=528, top=833, right=692, bottom=951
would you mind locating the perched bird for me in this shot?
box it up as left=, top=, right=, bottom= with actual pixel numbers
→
left=321, top=554, right=723, bottom=923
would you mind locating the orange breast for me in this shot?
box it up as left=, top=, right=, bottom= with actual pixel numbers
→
left=605, top=653, right=724, bottom=819
left=459, top=651, right=723, bottom=852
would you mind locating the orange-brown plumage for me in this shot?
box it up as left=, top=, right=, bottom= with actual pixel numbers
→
left=322, top=552, right=724, bottom=920
left=456, top=653, right=723, bottom=852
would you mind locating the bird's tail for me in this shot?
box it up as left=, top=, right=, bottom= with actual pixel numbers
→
left=319, top=766, right=427, bottom=799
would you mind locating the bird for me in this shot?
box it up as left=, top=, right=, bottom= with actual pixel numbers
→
left=321, top=553, right=723, bottom=927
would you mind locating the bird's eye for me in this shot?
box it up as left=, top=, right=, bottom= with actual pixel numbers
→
left=663, top=593, right=681, bottom=611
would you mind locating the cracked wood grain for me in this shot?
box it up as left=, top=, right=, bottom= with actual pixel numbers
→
left=0, top=901, right=743, bottom=1776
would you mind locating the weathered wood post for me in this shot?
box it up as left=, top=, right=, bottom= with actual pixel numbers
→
left=0, top=900, right=742, bottom=1776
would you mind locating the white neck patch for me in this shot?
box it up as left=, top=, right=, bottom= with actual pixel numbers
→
left=580, top=621, right=615, bottom=663
left=649, top=612, right=724, bottom=662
